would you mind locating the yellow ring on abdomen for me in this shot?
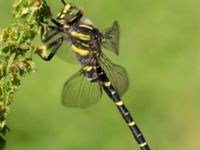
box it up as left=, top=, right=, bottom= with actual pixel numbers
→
left=115, top=101, right=123, bottom=106
left=103, top=81, right=111, bottom=87
left=83, top=66, right=93, bottom=72
left=139, top=142, right=147, bottom=147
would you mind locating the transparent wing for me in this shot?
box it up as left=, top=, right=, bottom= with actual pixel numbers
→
left=101, top=21, right=120, bottom=55
left=42, top=26, right=77, bottom=64
left=62, top=70, right=102, bottom=108
left=99, top=54, right=129, bottom=96
left=55, top=40, right=77, bottom=64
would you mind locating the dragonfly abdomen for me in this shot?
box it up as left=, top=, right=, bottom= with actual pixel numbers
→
left=97, top=66, right=150, bottom=150
left=82, top=65, right=99, bottom=82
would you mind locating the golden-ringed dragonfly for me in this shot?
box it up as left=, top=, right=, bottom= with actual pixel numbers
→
left=37, top=0, right=150, bottom=150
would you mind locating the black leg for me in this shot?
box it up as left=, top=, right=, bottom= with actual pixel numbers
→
left=51, top=18, right=63, bottom=27
left=61, top=0, right=66, bottom=5
left=41, top=25, right=61, bottom=43
left=37, top=37, right=64, bottom=61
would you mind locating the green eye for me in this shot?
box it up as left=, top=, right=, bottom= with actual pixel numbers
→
left=65, top=7, right=79, bottom=22
left=69, top=8, right=79, bottom=15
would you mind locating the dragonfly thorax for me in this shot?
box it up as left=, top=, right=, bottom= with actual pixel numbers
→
left=68, top=22, right=103, bottom=66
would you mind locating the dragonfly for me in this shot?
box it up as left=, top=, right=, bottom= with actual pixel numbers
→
left=37, top=0, right=150, bottom=150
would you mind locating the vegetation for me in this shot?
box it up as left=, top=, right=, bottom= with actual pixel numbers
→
left=0, top=0, right=51, bottom=148
left=0, top=0, right=199, bottom=150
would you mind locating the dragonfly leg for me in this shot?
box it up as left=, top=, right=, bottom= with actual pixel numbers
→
left=37, top=37, right=64, bottom=61
left=41, top=25, right=61, bottom=43
left=51, top=18, right=63, bottom=27
left=61, top=0, right=66, bottom=5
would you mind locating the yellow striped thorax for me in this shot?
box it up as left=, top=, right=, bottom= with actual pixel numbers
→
left=79, top=24, right=94, bottom=30
left=71, top=44, right=89, bottom=56
left=81, top=43, right=90, bottom=47
left=70, top=31, right=91, bottom=41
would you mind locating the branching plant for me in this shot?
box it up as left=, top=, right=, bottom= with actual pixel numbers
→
left=0, top=0, right=51, bottom=148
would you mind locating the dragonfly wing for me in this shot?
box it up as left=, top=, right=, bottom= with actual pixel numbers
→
left=101, top=21, right=120, bottom=55
left=55, top=41, right=77, bottom=64
left=62, top=70, right=102, bottom=108
left=99, top=54, right=129, bottom=96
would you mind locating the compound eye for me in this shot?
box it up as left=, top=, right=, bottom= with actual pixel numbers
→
left=69, top=7, right=79, bottom=16
left=65, top=7, right=80, bottom=22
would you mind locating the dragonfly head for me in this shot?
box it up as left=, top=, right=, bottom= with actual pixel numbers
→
left=57, top=1, right=83, bottom=25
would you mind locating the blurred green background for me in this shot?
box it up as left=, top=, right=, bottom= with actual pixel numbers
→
left=1, top=0, right=200, bottom=150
